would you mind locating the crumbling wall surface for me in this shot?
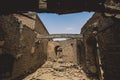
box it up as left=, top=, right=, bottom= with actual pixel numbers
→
left=77, top=40, right=85, bottom=67
left=0, top=14, right=20, bottom=79
left=35, top=15, right=49, bottom=62
left=47, top=39, right=81, bottom=64
left=15, top=13, right=49, bottom=65
left=81, top=14, right=100, bottom=79
left=104, top=0, right=120, bottom=19
left=81, top=13, right=120, bottom=80
left=12, top=25, right=37, bottom=80
left=0, top=14, right=20, bottom=56
left=47, top=41, right=59, bottom=60
left=0, top=14, right=49, bottom=80
left=59, top=39, right=78, bottom=63
left=14, top=13, right=36, bottom=30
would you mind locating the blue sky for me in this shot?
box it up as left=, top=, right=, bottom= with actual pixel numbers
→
left=38, top=12, right=94, bottom=34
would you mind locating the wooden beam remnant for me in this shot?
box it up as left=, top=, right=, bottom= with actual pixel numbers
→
left=37, top=34, right=83, bottom=39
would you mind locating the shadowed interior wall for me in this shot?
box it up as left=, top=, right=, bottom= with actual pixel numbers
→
left=81, top=13, right=120, bottom=80
left=0, top=13, right=49, bottom=80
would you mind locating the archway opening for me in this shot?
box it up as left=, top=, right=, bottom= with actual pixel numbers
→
left=54, top=45, right=62, bottom=58
left=86, top=36, right=100, bottom=79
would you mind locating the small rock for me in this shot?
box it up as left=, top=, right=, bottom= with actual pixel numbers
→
left=41, top=61, right=53, bottom=68
left=53, top=66, right=66, bottom=71
left=57, top=58, right=64, bottom=63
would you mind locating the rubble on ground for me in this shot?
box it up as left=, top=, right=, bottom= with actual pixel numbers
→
left=23, top=59, right=90, bottom=80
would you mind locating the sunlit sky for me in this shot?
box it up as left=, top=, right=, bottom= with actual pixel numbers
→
left=38, top=12, right=94, bottom=34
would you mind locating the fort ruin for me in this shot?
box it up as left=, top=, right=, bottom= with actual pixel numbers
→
left=0, top=0, right=120, bottom=80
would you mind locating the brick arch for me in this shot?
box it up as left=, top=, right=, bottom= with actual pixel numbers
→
left=54, top=45, right=62, bottom=58
left=54, top=46, right=60, bottom=55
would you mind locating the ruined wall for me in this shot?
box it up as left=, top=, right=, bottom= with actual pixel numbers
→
left=59, top=39, right=78, bottom=63
left=35, top=15, right=49, bottom=61
left=47, top=41, right=59, bottom=61
left=77, top=40, right=86, bottom=67
left=47, top=39, right=81, bottom=64
left=81, top=13, right=120, bottom=80
left=0, top=15, right=20, bottom=80
left=15, top=13, right=49, bottom=64
left=81, top=14, right=100, bottom=79
left=0, top=13, right=49, bottom=80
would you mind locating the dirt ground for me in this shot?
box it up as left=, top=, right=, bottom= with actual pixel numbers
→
left=23, top=59, right=91, bottom=80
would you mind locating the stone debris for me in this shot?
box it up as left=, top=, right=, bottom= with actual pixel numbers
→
left=23, top=60, right=90, bottom=80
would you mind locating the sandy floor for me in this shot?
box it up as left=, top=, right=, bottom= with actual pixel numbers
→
left=23, top=59, right=90, bottom=80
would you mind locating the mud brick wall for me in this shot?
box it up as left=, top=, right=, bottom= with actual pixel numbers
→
left=59, top=39, right=78, bottom=63
left=47, top=41, right=59, bottom=61
left=15, top=13, right=49, bottom=64
left=81, top=13, right=120, bottom=80
left=0, top=15, right=20, bottom=80
left=0, top=13, right=49, bottom=80
left=47, top=39, right=82, bottom=64
left=0, top=14, right=20, bottom=56
left=35, top=15, right=49, bottom=60
left=77, top=40, right=86, bottom=67
left=81, top=13, right=100, bottom=78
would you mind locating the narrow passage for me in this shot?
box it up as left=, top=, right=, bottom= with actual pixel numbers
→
left=23, top=59, right=90, bottom=80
